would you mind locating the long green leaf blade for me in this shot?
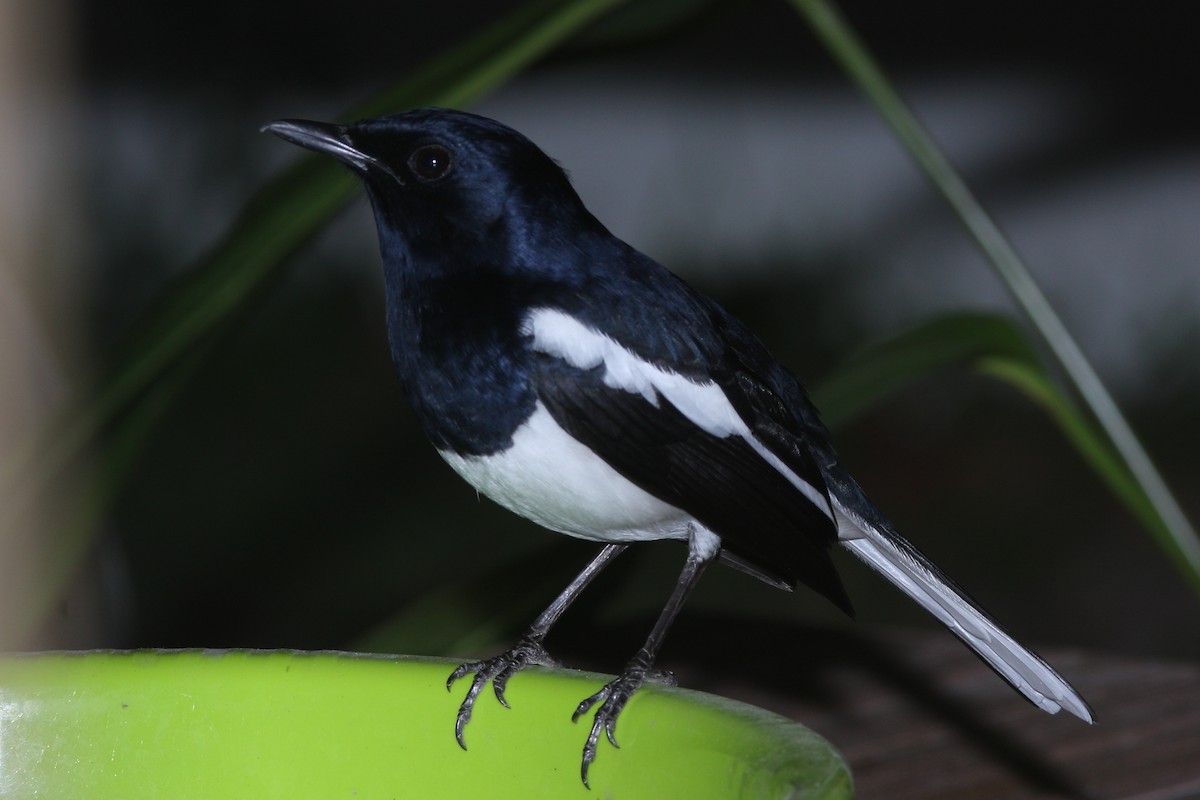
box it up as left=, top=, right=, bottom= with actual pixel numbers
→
left=790, top=0, right=1200, bottom=590
left=814, top=312, right=1199, bottom=592
left=25, top=0, right=629, bottom=496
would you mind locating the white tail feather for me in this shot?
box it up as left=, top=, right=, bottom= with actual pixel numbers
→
left=833, top=499, right=1094, bottom=723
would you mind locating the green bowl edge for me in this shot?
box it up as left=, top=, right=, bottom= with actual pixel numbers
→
left=0, top=649, right=852, bottom=799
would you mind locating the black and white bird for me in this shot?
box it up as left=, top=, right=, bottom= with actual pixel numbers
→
left=264, top=108, right=1093, bottom=784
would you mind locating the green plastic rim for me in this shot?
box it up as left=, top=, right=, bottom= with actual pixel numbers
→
left=0, top=650, right=851, bottom=798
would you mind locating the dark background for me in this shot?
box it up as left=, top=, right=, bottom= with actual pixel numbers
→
left=14, top=0, right=1198, bottom=672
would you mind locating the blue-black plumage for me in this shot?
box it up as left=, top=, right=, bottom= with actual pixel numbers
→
left=264, top=109, right=1093, bottom=785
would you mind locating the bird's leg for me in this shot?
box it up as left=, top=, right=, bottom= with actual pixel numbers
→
left=447, top=543, right=627, bottom=748
left=573, top=545, right=714, bottom=787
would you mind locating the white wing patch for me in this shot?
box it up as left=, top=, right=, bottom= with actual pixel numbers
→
left=523, top=307, right=833, bottom=522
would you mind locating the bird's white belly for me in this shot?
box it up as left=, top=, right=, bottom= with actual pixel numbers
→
left=438, top=402, right=693, bottom=543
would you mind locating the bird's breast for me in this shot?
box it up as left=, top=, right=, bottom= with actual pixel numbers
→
left=438, top=401, right=693, bottom=543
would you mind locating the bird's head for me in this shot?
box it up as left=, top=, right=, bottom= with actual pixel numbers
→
left=263, top=108, right=592, bottom=268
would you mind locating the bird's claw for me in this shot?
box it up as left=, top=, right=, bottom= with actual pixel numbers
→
left=446, top=636, right=557, bottom=749
left=573, top=663, right=672, bottom=788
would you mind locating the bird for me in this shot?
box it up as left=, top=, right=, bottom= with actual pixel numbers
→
left=263, top=108, right=1094, bottom=785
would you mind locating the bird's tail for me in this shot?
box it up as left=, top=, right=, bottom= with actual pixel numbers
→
left=824, top=467, right=1094, bottom=723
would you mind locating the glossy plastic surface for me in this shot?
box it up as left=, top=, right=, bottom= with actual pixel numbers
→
left=0, top=650, right=851, bottom=798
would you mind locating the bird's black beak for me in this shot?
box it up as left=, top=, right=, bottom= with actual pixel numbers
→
left=262, top=118, right=405, bottom=184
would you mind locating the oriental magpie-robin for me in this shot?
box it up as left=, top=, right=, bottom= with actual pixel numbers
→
left=264, top=108, right=1093, bottom=784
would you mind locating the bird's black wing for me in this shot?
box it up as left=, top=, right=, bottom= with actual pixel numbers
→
left=531, top=354, right=853, bottom=615
left=703, top=295, right=842, bottom=492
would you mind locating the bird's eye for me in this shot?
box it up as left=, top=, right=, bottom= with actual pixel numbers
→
left=408, top=144, right=453, bottom=182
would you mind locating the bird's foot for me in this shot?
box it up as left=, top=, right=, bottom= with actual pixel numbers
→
left=572, top=661, right=676, bottom=787
left=446, top=635, right=558, bottom=748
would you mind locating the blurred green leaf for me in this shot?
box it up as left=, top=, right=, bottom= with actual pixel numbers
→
left=573, top=0, right=724, bottom=48
left=27, top=0, right=633, bottom=496
left=791, top=0, right=1200, bottom=593
left=973, top=356, right=1181, bottom=574
left=813, top=313, right=1038, bottom=431
left=813, top=312, right=1199, bottom=593
left=9, top=0, right=632, bottom=646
